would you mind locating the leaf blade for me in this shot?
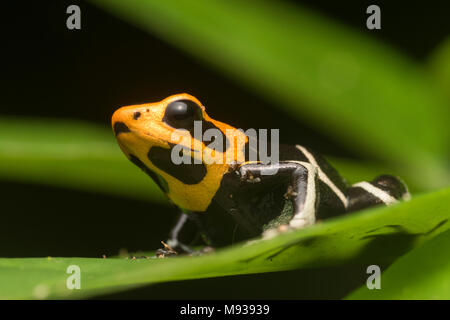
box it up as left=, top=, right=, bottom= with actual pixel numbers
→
left=346, top=229, right=450, bottom=299
left=1, top=188, right=449, bottom=299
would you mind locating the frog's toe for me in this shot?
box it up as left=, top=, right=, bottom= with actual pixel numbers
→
left=262, top=224, right=294, bottom=240
left=155, top=248, right=178, bottom=258
left=154, top=241, right=179, bottom=258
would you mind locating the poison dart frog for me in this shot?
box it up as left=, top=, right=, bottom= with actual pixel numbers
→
left=112, top=93, right=410, bottom=255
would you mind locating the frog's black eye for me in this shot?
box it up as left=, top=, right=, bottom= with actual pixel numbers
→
left=163, top=99, right=202, bottom=130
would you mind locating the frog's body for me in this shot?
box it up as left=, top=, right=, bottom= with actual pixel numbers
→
left=112, top=93, right=410, bottom=249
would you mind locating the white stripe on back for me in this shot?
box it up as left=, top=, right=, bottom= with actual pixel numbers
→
left=295, top=145, right=348, bottom=208
left=352, top=182, right=398, bottom=205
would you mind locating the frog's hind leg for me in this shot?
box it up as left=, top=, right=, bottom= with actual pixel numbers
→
left=347, top=175, right=410, bottom=212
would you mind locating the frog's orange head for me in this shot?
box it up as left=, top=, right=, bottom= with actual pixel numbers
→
left=112, top=93, right=206, bottom=158
left=111, top=93, right=247, bottom=212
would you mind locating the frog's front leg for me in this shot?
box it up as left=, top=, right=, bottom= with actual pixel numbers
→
left=238, top=161, right=320, bottom=234
left=156, top=212, right=199, bottom=257
left=165, top=213, right=193, bottom=252
left=157, top=211, right=218, bottom=257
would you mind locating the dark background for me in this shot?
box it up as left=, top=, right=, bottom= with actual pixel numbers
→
left=1, top=0, right=448, bottom=298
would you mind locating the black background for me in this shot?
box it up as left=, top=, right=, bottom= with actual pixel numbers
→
left=1, top=0, right=448, bottom=298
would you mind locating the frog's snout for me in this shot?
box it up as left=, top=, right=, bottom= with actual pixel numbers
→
left=113, top=121, right=130, bottom=136
left=112, top=106, right=138, bottom=136
left=112, top=104, right=152, bottom=135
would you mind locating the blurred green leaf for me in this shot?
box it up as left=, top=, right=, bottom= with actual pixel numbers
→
left=429, top=37, right=450, bottom=102
left=0, top=117, right=165, bottom=203
left=346, top=229, right=450, bottom=299
left=330, top=157, right=420, bottom=192
left=92, top=0, right=449, bottom=190
left=1, top=188, right=449, bottom=299
left=0, top=118, right=408, bottom=199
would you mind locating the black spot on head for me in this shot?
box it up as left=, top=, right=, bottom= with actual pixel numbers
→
left=202, top=121, right=229, bottom=153
left=148, top=146, right=206, bottom=185
left=113, top=122, right=130, bottom=136
left=129, top=154, right=169, bottom=193
left=133, top=111, right=141, bottom=120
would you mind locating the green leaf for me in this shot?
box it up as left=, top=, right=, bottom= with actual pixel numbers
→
left=0, top=117, right=411, bottom=199
left=0, top=117, right=165, bottom=203
left=346, top=229, right=450, bottom=299
left=429, top=37, right=450, bottom=103
left=1, top=188, right=449, bottom=299
left=92, top=0, right=450, bottom=190
left=330, top=157, right=420, bottom=193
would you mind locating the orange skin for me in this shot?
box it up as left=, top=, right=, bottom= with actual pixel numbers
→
left=112, top=93, right=248, bottom=212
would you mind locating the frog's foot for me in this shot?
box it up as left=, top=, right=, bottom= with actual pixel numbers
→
left=260, top=216, right=321, bottom=242
left=261, top=224, right=295, bottom=240
left=155, top=240, right=214, bottom=258
left=155, top=241, right=179, bottom=258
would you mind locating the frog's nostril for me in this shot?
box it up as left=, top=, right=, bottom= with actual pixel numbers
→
left=133, top=111, right=141, bottom=120
left=113, top=122, right=131, bottom=136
